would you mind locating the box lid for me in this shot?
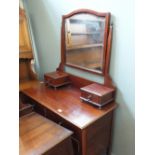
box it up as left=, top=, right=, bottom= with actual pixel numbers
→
left=45, top=71, right=69, bottom=79
left=80, top=83, right=114, bottom=96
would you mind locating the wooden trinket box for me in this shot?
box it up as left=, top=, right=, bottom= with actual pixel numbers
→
left=44, top=71, right=70, bottom=89
left=80, top=83, right=115, bottom=109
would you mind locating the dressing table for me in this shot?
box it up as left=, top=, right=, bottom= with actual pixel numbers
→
left=20, top=9, right=117, bottom=155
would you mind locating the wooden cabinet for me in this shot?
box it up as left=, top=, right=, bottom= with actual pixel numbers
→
left=19, top=8, right=38, bottom=90
left=19, top=8, right=32, bottom=58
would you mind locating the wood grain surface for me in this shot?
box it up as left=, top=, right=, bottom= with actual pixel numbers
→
left=20, top=112, right=73, bottom=155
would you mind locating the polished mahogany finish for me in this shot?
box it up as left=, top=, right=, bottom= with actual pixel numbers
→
left=80, top=83, right=115, bottom=108
left=59, top=9, right=111, bottom=76
left=44, top=71, right=70, bottom=89
left=19, top=102, right=33, bottom=117
left=19, top=9, right=117, bottom=155
left=20, top=112, right=73, bottom=155
left=20, top=79, right=117, bottom=155
left=21, top=82, right=116, bottom=129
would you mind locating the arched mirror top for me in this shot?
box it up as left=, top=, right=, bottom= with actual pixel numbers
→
left=60, top=9, right=112, bottom=76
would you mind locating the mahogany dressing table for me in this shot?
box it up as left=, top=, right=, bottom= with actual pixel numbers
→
left=20, top=9, right=117, bottom=155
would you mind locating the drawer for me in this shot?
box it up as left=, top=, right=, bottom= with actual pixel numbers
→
left=46, top=109, right=81, bottom=139
left=71, top=136, right=80, bottom=155
left=46, top=109, right=82, bottom=154
left=46, top=109, right=62, bottom=124
left=81, top=91, right=100, bottom=104
left=33, top=103, right=47, bottom=117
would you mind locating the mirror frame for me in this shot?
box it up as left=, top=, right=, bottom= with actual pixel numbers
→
left=58, top=9, right=112, bottom=76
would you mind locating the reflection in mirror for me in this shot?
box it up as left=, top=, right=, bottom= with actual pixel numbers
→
left=65, top=13, right=106, bottom=74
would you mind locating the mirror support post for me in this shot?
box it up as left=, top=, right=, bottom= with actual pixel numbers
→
left=104, top=25, right=115, bottom=88
left=105, top=24, right=113, bottom=75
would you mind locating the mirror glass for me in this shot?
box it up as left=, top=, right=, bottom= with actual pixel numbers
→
left=65, top=13, right=106, bottom=74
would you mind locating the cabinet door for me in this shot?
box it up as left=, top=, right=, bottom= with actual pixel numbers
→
left=19, top=11, right=32, bottom=53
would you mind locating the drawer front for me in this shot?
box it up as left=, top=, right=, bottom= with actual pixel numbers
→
left=46, top=109, right=81, bottom=139
left=33, top=102, right=47, bottom=117
left=46, top=109, right=81, bottom=155
left=71, top=136, right=80, bottom=155
left=81, top=91, right=100, bottom=104
left=101, top=93, right=114, bottom=103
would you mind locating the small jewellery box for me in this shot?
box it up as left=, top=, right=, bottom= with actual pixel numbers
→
left=44, top=71, right=70, bottom=89
left=80, top=83, right=115, bottom=109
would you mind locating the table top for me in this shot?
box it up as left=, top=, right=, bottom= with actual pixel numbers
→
left=21, top=82, right=117, bottom=129
left=20, top=112, right=73, bottom=155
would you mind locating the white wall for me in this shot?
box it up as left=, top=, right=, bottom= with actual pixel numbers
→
left=24, top=0, right=134, bottom=155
